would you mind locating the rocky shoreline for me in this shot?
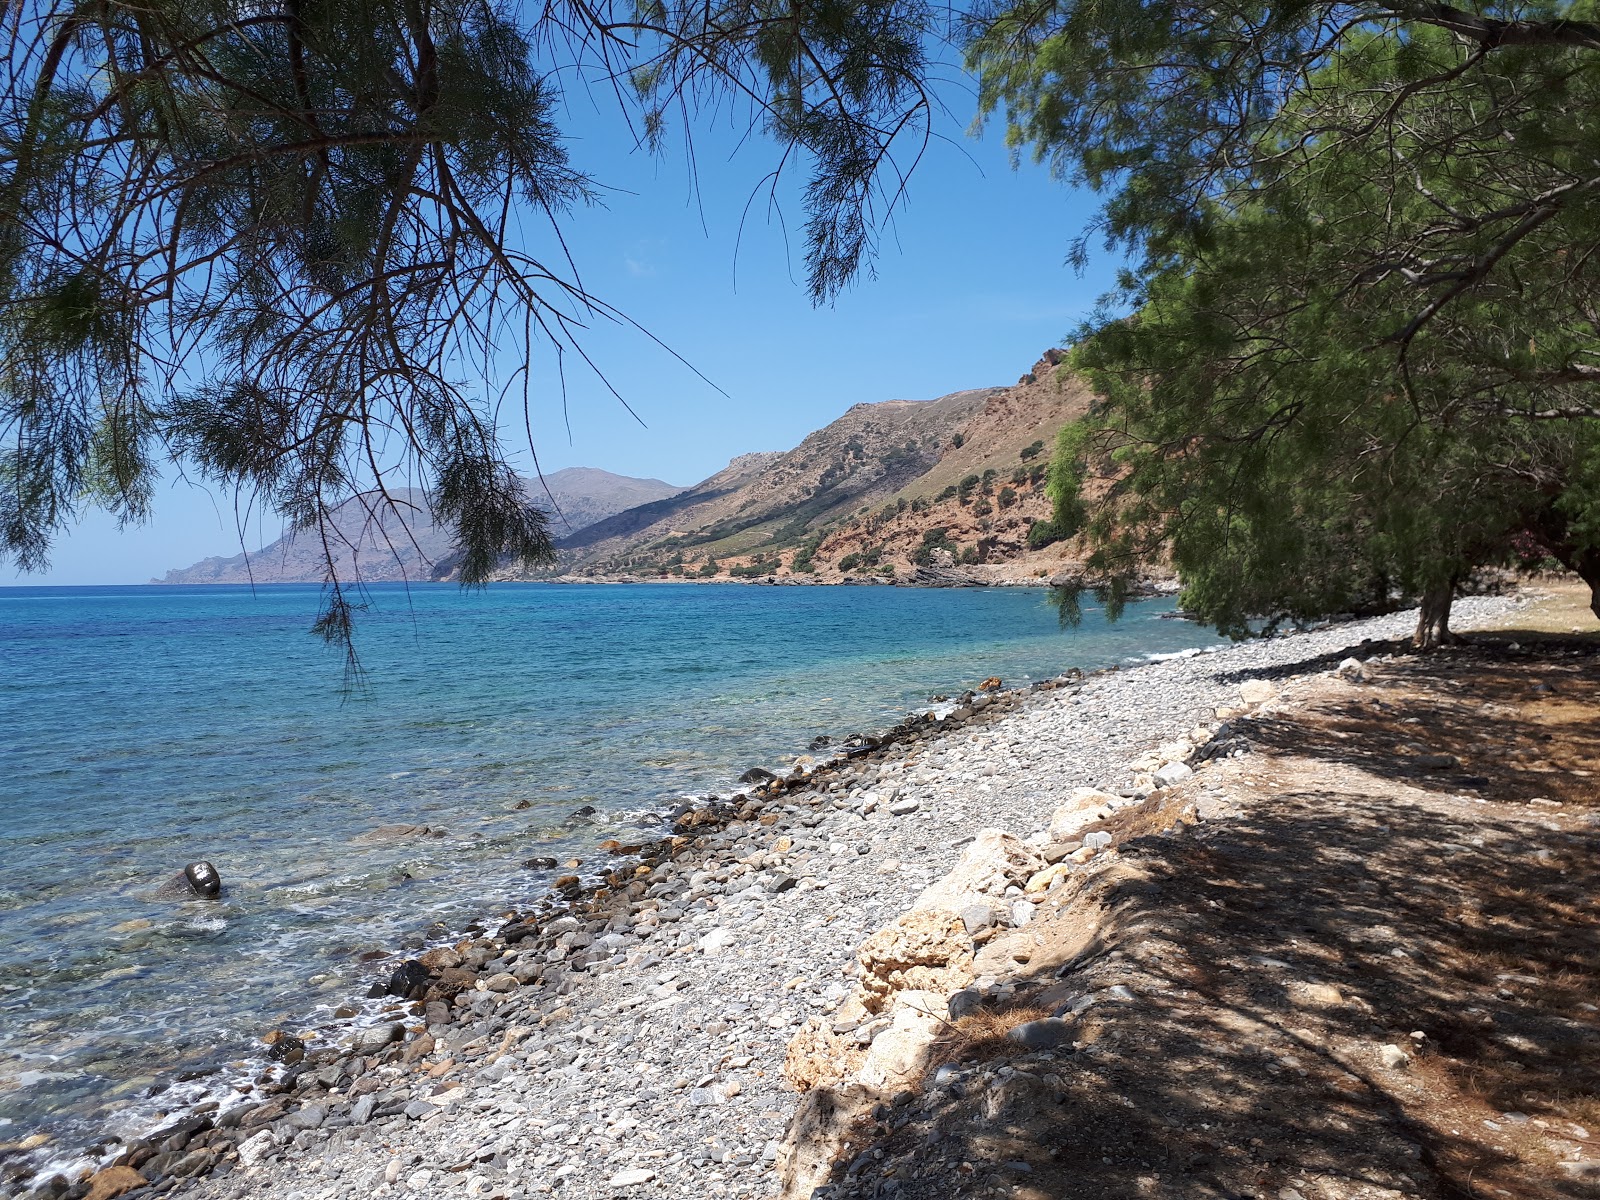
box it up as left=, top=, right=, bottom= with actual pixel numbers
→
left=10, top=594, right=1523, bottom=1200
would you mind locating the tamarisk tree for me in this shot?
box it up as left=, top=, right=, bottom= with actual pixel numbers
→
left=0, top=0, right=937, bottom=661
left=1043, top=25, right=1600, bottom=647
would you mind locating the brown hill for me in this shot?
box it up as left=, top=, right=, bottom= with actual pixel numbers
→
left=527, top=352, right=1098, bottom=584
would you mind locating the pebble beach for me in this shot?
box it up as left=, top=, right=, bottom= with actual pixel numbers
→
left=17, top=594, right=1524, bottom=1200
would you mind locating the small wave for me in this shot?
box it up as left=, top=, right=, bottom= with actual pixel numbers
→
left=1142, top=647, right=1203, bottom=662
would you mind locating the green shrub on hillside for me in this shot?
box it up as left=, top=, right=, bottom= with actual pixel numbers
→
left=1020, top=440, right=1046, bottom=461
left=727, top=552, right=778, bottom=578
left=791, top=535, right=823, bottom=573
left=998, top=486, right=1018, bottom=509
left=912, top=527, right=956, bottom=566
left=1026, top=519, right=1063, bottom=550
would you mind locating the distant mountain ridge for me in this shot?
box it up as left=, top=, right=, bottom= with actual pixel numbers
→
left=161, top=350, right=1098, bottom=588
left=156, top=467, right=682, bottom=585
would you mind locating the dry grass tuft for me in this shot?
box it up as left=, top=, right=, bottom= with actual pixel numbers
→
left=924, top=1001, right=1056, bottom=1070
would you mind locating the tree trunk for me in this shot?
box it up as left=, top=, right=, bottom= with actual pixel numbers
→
left=1414, top=578, right=1457, bottom=651
left=1569, top=547, right=1600, bottom=621
left=1543, top=535, right=1600, bottom=620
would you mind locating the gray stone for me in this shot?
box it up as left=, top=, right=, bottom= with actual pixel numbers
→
left=288, top=1103, right=325, bottom=1130
left=172, top=1149, right=214, bottom=1177
left=1153, top=761, right=1193, bottom=788
left=1336, top=657, right=1368, bottom=682
left=484, top=972, right=518, bottom=993
left=609, top=1168, right=657, bottom=1187
left=1412, top=753, right=1459, bottom=770
left=947, top=989, right=983, bottom=1020
left=236, top=1130, right=276, bottom=1168
left=1083, top=831, right=1113, bottom=850
left=959, top=904, right=996, bottom=937
left=1378, top=1043, right=1410, bottom=1069
left=350, top=1095, right=377, bottom=1126
left=1005, top=1018, right=1075, bottom=1049
left=888, top=797, right=920, bottom=816
left=351, top=1023, right=404, bottom=1054
left=403, top=1100, right=435, bottom=1121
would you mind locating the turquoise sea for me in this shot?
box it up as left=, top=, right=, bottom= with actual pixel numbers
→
left=0, top=582, right=1226, bottom=1157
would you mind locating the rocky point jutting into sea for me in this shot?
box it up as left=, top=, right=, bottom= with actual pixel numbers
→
left=15, top=588, right=1591, bottom=1200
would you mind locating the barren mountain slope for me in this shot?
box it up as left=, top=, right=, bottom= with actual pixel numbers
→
left=547, top=389, right=1000, bottom=574
left=549, top=352, right=1097, bottom=583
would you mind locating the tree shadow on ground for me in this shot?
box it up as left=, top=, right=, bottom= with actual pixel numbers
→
left=1229, top=642, right=1600, bottom=807
left=802, top=646, right=1600, bottom=1200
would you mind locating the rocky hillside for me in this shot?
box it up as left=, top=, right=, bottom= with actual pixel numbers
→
left=157, top=468, right=682, bottom=585
left=520, top=351, right=1098, bottom=584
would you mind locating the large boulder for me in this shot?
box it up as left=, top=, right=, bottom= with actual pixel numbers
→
left=858, top=991, right=944, bottom=1090
left=856, top=909, right=974, bottom=1014
left=916, top=829, right=1043, bottom=915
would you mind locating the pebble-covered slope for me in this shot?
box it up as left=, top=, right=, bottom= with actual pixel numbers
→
left=58, top=597, right=1518, bottom=1200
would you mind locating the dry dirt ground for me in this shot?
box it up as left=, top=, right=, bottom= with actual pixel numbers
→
left=800, top=607, right=1600, bottom=1199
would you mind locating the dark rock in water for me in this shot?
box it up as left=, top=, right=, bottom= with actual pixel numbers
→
left=352, top=823, right=446, bottom=844
left=386, top=959, right=429, bottom=1000
left=154, top=861, right=222, bottom=900
left=739, top=767, right=777, bottom=785
left=265, top=1036, right=304, bottom=1064
left=521, top=856, right=558, bottom=870
left=807, top=735, right=833, bottom=751
left=841, top=733, right=879, bottom=757
left=568, top=805, right=596, bottom=821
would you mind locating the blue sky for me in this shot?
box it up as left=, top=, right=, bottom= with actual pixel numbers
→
left=16, top=75, right=1117, bottom=585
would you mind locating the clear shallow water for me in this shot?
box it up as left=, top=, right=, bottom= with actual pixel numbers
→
left=0, top=582, right=1225, bottom=1154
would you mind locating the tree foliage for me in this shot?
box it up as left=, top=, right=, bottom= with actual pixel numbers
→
left=1044, top=24, right=1600, bottom=645
left=0, top=0, right=939, bottom=660
left=968, top=0, right=1600, bottom=375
